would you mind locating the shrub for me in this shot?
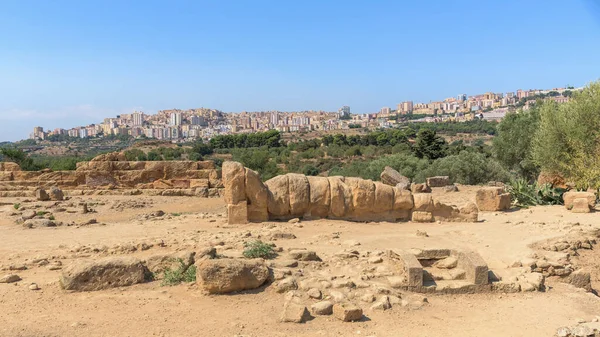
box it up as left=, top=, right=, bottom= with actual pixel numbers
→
left=48, top=215, right=55, bottom=220
left=302, top=165, right=319, bottom=176
left=507, top=179, right=566, bottom=207
left=161, top=259, right=196, bottom=286
left=13, top=203, right=20, bottom=210
left=422, top=151, right=511, bottom=185
left=533, top=82, right=600, bottom=189
left=493, top=107, right=540, bottom=180
left=243, top=240, right=276, bottom=259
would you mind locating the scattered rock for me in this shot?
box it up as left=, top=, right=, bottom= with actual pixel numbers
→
left=60, top=257, right=146, bottom=291
left=370, top=295, right=392, bottom=311
left=288, top=218, right=300, bottom=224
left=311, top=301, right=333, bottom=315
left=444, top=184, right=459, bottom=192
left=426, top=176, right=450, bottom=187
left=0, top=274, right=21, bottom=283
left=368, top=256, right=383, bottom=264
left=333, top=303, right=363, bottom=322
left=22, top=219, right=56, bottom=228
left=276, top=277, right=298, bottom=293
left=49, top=187, right=64, bottom=201
left=307, top=288, right=322, bottom=299
left=280, top=298, right=311, bottom=323
left=289, top=250, right=321, bottom=261
left=434, top=256, right=458, bottom=269
left=416, top=230, right=429, bottom=237
left=28, top=283, right=40, bottom=290
left=196, top=258, right=269, bottom=294
left=36, top=188, right=50, bottom=201
left=380, top=166, right=410, bottom=189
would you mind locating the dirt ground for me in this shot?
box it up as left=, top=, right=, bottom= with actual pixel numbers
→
left=1, top=186, right=599, bottom=337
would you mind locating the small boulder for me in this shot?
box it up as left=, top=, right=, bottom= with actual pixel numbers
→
left=370, top=296, right=392, bottom=311
left=23, top=219, right=56, bottom=228
left=0, top=274, right=21, bottom=283
left=60, top=257, right=146, bottom=291
left=49, top=187, right=64, bottom=201
left=36, top=188, right=50, bottom=201
left=333, top=303, right=363, bottom=322
left=276, top=277, right=298, bottom=293
left=567, top=269, right=592, bottom=292
left=380, top=166, right=410, bottom=189
left=196, top=258, right=269, bottom=294
left=311, top=301, right=333, bottom=315
left=307, top=288, right=322, bottom=299
left=411, top=183, right=431, bottom=194
left=289, top=250, right=321, bottom=261
left=434, top=256, right=458, bottom=269
left=475, top=187, right=511, bottom=211
left=444, top=184, right=459, bottom=193
left=280, top=298, right=311, bottom=323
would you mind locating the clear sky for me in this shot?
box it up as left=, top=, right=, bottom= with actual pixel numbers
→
left=1, top=0, right=600, bottom=141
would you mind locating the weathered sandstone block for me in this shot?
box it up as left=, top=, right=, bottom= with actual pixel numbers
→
left=196, top=259, right=269, bottom=294
left=475, top=187, right=511, bottom=211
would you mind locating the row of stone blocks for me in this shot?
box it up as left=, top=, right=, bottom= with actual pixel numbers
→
left=0, top=160, right=222, bottom=190
left=223, top=161, right=479, bottom=224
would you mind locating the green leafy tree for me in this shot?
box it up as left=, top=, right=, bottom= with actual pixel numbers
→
left=492, top=108, right=540, bottom=180
left=413, top=129, right=447, bottom=160
left=533, top=82, right=600, bottom=189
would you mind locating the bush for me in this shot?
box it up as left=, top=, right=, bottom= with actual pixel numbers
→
left=507, top=179, right=566, bottom=207
left=493, top=107, right=540, bottom=180
left=302, top=165, right=319, bottom=176
left=413, top=129, right=447, bottom=160
left=231, top=148, right=280, bottom=180
left=533, top=82, right=600, bottom=189
left=161, top=259, right=196, bottom=286
left=422, top=151, right=511, bottom=185
left=13, top=203, right=20, bottom=210
left=243, top=240, right=276, bottom=259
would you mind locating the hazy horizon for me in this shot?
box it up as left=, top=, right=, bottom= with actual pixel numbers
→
left=1, top=0, right=600, bottom=142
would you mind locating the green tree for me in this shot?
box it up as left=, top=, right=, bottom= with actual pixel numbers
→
left=532, top=82, right=600, bottom=189
left=492, top=108, right=540, bottom=180
left=413, top=129, right=447, bottom=160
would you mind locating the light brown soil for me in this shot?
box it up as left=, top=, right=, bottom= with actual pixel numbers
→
left=1, top=188, right=599, bottom=337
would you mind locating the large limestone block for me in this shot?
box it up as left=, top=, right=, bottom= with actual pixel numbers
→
left=346, top=177, right=376, bottom=212
left=426, top=176, right=450, bottom=187
left=457, top=251, right=489, bottom=285
left=112, top=161, right=131, bottom=171
left=0, top=172, right=13, bottom=181
left=265, top=175, right=290, bottom=218
left=432, top=201, right=478, bottom=223
left=412, top=211, right=434, bottom=222
left=328, top=176, right=353, bottom=218
left=164, top=161, right=201, bottom=179
left=245, top=168, right=268, bottom=222
left=475, top=187, right=511, bottom=211
left=87, top=161, right=114, bottom=172
left=413, top=193, right=434, bottom=212
left=222, top=161, right=246, bottom=205
left=306, top=176, right=331, bottom=218
left=563, top=191, right=596, bottom=210
left=571, top=198, right=592, bottom=213
left=287, top=174, right=310, bottom=217
left=60, top=257, right=146, bottom=291
left=373, top=182, right=394, bottom=213
left=228, top=201, right=248, bottom=224
left=411, top=183, right=431, bottom=193
left=380, top=166, right=410, bottom=188
left=393, top=188, right=414, bottom=211
left=196, top=259, right=269, bottom=294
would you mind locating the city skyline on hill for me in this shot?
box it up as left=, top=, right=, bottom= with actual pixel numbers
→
left=2, top=0, right=600, bottom=141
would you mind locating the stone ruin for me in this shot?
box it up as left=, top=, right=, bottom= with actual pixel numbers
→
left=0, top=152, right=223, bottom=198
left=222, top=161, right=479, bottom=224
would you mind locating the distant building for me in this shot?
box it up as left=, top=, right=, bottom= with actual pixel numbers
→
left=170, top=112, right=182, bottom=126
left=456, top=94, right=467, bottom=101
left=31, top=126, right=44, bottom=139
left=397, top=101, right=413, bottom=114
left=380, top=107, right=391, bottom=115
left=270, top=112, right=280, bottom=126
left=338, top=106, right=350, bottom=119
left=132, top=111, right=144, bottom=126
left=79, top=128, right=88, bottom=138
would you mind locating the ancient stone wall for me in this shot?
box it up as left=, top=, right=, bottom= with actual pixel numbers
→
left=0, top=152, right=223, bottom=197
left=222, top=161, right=478, bottom=224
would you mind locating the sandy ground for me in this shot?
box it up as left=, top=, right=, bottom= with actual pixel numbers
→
left=1, top=187, right=599, bottom=337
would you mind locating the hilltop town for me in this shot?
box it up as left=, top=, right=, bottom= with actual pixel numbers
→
left=29, top=85, right=579, bottom=142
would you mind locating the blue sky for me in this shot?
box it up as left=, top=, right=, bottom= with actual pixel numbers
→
left=1, top=0, right=599, bottom=141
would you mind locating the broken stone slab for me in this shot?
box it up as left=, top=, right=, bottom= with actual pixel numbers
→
left=333, top=303, right=363, bottom=322
left=311, top=301, right=333, bottom=315
left=280, top=298, right=311, bottom=323
left=60, top=257, right=146, bottom=291
left=0, top=274, right=21, bottom=283
left=227, top=201, right=248, bottom=225
left=380, top=166, right=410, bottom=189
left=288, top=250, right=321, bottom=261
left=196, top=258, right=269, bottom=294
left=457, top=250, right=489, bottom=285
left=426, top=176, right=450, bottom=187
left=563, top=191, right=596, bottom=210
left=571, top=198, right=592, bottom=213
